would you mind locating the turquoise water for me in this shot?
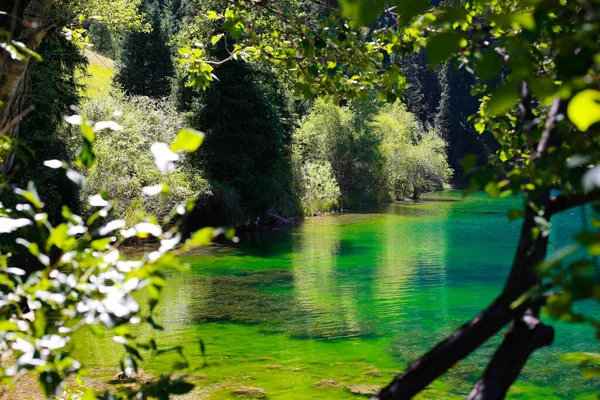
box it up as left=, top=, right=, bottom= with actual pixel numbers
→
left=76, top=191, right=599, bottom=398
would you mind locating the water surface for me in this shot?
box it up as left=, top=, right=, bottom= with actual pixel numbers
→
left=77, top=191, right=599, bottom=399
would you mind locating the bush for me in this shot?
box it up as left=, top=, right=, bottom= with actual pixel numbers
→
left=294, top=160, right=341, bottom=215
left=373, top=103, right=453, bottom=199
left=291, top=100, right=453, bottom=213
left=71, top=91, right=210, bottom=226
left=293, top=100, right=387, bottom=211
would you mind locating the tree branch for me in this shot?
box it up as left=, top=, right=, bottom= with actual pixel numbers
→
left=373, top=296, right=539, bottom=400
left=548, top=190, right=600, bottom=216
left=467, top=313, right=554, bottom=400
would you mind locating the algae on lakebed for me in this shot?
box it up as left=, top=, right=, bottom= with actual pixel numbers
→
left=72, top=192, right=600, bottom=399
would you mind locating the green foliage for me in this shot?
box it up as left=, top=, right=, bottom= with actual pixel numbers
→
left=374, top=103, right=452, bottom=199
left=293, top=160, right=341, bottom=215
left=71, top=91, right=209, bottom=226
left=0, top=110, right=224, bottom=398
left=293, top=100, right=386, bottom=209
left=115, top=0, right=174, bottom=98
left=293, top=99, right=451, bottom=212
left=88, top=23, right=118, bottom=59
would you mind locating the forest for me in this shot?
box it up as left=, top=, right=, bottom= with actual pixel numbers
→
left=7, top=0, right=492, bottom=228
left=0, top=0, right=599, bottom=399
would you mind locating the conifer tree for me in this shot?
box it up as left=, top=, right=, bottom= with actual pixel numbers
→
left=187, top=48, right=295, bottom=224
left=115, top=0, right=174, bottom=98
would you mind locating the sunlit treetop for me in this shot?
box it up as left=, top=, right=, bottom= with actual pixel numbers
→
left=58, top=0, right=151, bottom=34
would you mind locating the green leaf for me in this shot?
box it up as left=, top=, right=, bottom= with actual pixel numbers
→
left=188, top=227, right=215, bottom=246
left=487, top=83, right=519, bottom=116
left=81, top=122, right=95, bottom=142
left=0, top=321, right=18, bottom=331
left=47, top=224, right=69, bottom=251
left=339, top=0, right=385, bottom=27
left=426, top=32, right=462, bottom=67
left=395, top=0, right=430, bottom=27
left=545, top=292, right=572, bottom=319
left=460, top=154, right=478, bottom=172
left=476, top=50, right=503, bottom=80
left=170, top=129, right=205, bottom=152
left=206, top=10, right=220, bottom=19
left=568, top=89, right=600, bottom=132
left=34, top=309, right=47, bottom=337
left=211, top=34, right=224, bottom=45
left=536, top=245, right=578, bottom=274
left=484, top=181, right=500, bottom=198
left=168, top=380, right=195, bottom=394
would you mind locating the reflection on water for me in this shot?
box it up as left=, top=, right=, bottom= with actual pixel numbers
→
left=74, top=191, right=600, bottom=399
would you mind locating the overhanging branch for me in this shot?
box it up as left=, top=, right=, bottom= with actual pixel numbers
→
left=549, top=190, right=600, bottom=216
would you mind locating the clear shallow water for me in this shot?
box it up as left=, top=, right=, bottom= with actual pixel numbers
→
left=76, top=191, right=599, bottom=399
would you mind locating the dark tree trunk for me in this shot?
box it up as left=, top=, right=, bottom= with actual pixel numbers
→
left=0, top=0, right=54, bottom=175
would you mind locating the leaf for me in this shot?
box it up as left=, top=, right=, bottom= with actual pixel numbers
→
left=476, top=50, right=503, bottom=80
left=43, top=160, right=63, bottom=169
left=168, top=380, right=195, bottom=394
left=151, top=142, right=179, bottom=173
left=545, top=291, right=572, bottom=319
left=536, top=245, right=578, bottom=274
left=47, top=224, right=69, bottom=251
left=533, top=215, right=552, bottom=237
left=583, top=166, right=600, bottom=191
left=211, top=34, right=224, bottom=45
left=339, top=0, right=385, bottom=27
left=484, top=181, right=500, bottom=198
left=34, top=309, right=47, bottom=337
left=395, top=0, right=430, bottom=27
left=170, top=129, right=205, bottom=152
left=460, top=154, right=478, bottom=172
left=0, top=321, right=18, bottom=331
left=66, top=169, right=87, bottom=187
left=426, top=32, right=462, bottom=67
left=0, top=217, right=32, bottom=233
left=568, top=89, right=600, bottom=132
left=487, top=83, right=519, bottom=116
left=206, top=10, right=220, bottom=19
left=188, top=227, right=215, bottom=246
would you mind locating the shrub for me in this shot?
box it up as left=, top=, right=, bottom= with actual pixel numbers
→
left=294, top=160, right=341, bottom=215
left=373, top=103, right=453, bottom=199
left=70, top=91, right=210, bottom=225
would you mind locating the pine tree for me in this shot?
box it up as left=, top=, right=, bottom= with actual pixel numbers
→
left=187, top=47, right=296, bottom=224
left=114, top=0, right=174, bottom=98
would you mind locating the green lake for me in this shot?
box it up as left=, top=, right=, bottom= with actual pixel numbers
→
left=76, top=191, right=599, bottom=399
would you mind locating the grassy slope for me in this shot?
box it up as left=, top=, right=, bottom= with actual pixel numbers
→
left=80, top=49, right=115, bottom=99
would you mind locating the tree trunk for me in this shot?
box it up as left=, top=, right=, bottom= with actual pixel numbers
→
left=0, top=0, right=54, bottom=175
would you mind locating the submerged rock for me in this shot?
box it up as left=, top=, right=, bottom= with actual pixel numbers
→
left=346, top=384, right=381, bottom=396
left=364, top=370, right=383, bottom=378
left=232, top=386, right=267, bottom=398
left=313, top=379, right=343, bottom=388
